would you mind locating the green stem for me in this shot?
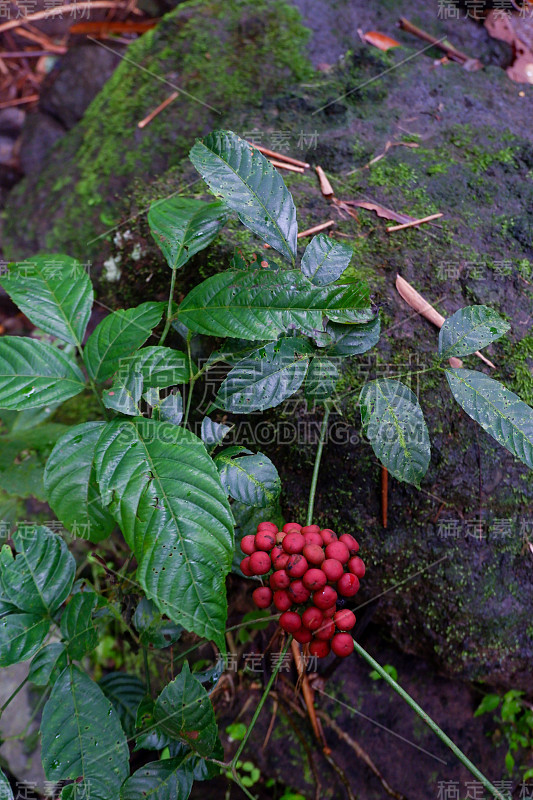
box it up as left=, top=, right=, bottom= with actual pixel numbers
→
left=352, top=639, right=506, bottom=800
left=159, top=268, right=177, bottom=346
left=182, top=332, right=195, bottom=428
left=76, top=345, right=109, bottom=419
left=0, top=676, right=28, bottom=714
left=306, top=402, right=332, bottom=526
left=143, top=647, right=151, bottom=695
left=231, top=637, right=291, bottom=766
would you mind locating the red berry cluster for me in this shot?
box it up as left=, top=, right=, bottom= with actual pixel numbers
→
left=240, top=521, right=365, bottom=659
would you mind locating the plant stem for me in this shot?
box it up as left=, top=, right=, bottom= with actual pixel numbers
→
left=143, top=647, right=151, bottom=695
left=76, top=345, right=109, bottom=419
left=0, top=676, right=28, bottom=714
left=159, top=268, right=177, bottom=346
left=352, top=639, right=506, bottom=800
left=182, top=332, right=195, bottom=428
left=231, top=637, right=291, bottom=767
left=306, top=402, right=332, bottom=526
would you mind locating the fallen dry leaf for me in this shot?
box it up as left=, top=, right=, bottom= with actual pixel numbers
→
left=352, top=201, right=416, bottom=225
left=485, top=9, right=533, bottom=84
left=395, top=274, right=496, bottom=369
left=359, top=29, right=401, bottom=51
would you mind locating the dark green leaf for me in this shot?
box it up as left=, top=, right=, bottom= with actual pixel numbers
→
left=159, top=390, right=184, bottom=425
left=41, top=664, right=129, bottom=800
left=305, top=357, right=339, bottom=403
left=0, top=254, right=93, bottom=346
left=94, top=418, right=234, bottom=651
left=60, top=592, right=98, bottom=659
left=438, top=306, right=510, bottom=359
left=0, top=613, right=49, bottom=666
left=326, top=315, right=381, bottom=356
left=135, top=696, right=172, bottom=752
left=190, top=130, right=297, bottom=261
left=1, top=526, right=75, bottom=615
left=28, top=642, right=68, bottom=686
left=154, top=662, right=218, bottom=757
left=44, top=422, right=116, bottom=543
left=83, top=302, right=164, bottom=382
left=216, top=449, right=281, bottom=507
left=0, top=768, right=13, bottom=800
left=215, top=338, right=311, bottom=413
left=0, top=337, right=85, bottom=410
left=132, top=598, right=182, bottom=649
left=446, top=368, right=533, bottom=468
left=300, top=234, right=353, bottom=285
left=148, top=196, right=228, bottom=270
left=116, top=346, right=191, bottom=389
left=99, top=673, right=145, bottom=739
left=176, top=269, right=371, bottom=340
left=359, top=379, right=430, bottom=486
left=200, top=417, right=232, bottom=452
left=103, top=371, right=143, bottom=416
left=120, top=754, right=194, bottom=800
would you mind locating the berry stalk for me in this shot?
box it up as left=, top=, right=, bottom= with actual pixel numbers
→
left=306, top=401, right=332, bottom=526
left=352, top=639, right=506, bottom=800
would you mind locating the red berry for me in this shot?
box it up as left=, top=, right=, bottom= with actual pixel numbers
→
left=303, top=532, right=323, bottom=547
left=288, top=580, right=311, bottom=604
left=321, top=558, right=344, bottom=583
left=255, top=530, right=276, bottom=551
left=303, top=544, right=325, bottom=565
left=331, top=633, right=354, bottom=658
left=309, top=639, right=330, bottom=658
left=249, top=551, right=271, bottom=576
left=293, top=627, right=312, bottom=644
left=241, top=535, right=256, bottom=555
left=279, top=611, right=301, bottom=633
left=339, top=533, right=359, bottom=555
left=273, top=553, right=290, bottom=570
left=271, top=544, right=284, bottom=564
left=257, top=521, right=278, bottom=533
left=286, top=554, right=308, bottom=578
left=320, top=528, right=338, bottom=545
left=283, top=522, right=302, bottom=534
left=323, top=605, right=336, bottom=617
left=270, top=570, right=290, bottom=590
left=337, top=573, right=360, bottom=597
left=334, top=609, right=356, bottom=631
left=240, top=557, right=253, bottom=576
left=302, top=606, right=323, bottom=631
left=252, top=587, right=273, bottom=608
left=316, top=620, right=335, bottom=640
left=348, top=556, right=366, bottom=578
left=325, top=541, right=350, bottom=564
left=301, top=524, right=320, bottom=535
left=282, top=533, right=305, bottom=554
left=302, top=568, right=327, bottom=591
left=273, top=590, right=292, bottom=612
left=313, top=586, right=338, bottom=609
left=275, top=531, right=286, bottom=544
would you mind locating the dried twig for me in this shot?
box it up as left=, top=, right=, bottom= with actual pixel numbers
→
left=13, top=27, right=67, bottom=53
left=395, top=274, right=496, bottom=369
left=251, top=143, right=309, bottom=169
left=263, top=220, right=335, bottom=249
left=138, top=90, right=178, bottom=128
left=0, top=94, right=39, bottom=109
left=269, top=158, right=305, bottom=173
left=398, top=17, right=483, bottom=71
left=386, top=212, right=443, bottom=232
left=315, top=165, right=335, bottom=198
left=291, top=641, right=329, bottom=752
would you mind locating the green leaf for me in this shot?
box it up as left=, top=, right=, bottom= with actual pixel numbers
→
left=438, top=306, right=510, bottom=359
left=1, top=526, right=75, bottom=615
left=474, top=694, right=501, bottom=717
left=216, top=449, right=281, bottom=507
left=28, top=642, right=68, bottom=686
left=305, top=357, right=339, bottom=403
left=0, top=337, right=85, bottom=410
left=83, top=302, right=164, bottom=382
left=159, top=390, right=184, bottom=425
left=103, top=371, right=143, bottom=417
left=300, top=234, right=353, bottom=285
left=44, top=422, right=116, bottom=543
left=0, top=254, right=93, bottom=346
left=326, top=315, right=381, bottom=357
left=60, top=592, right=98, bottom=659
left=176, top=269, right=371, bottom=340
left=359, top=379, right=431, bottom=486
left=94, top=418, right=234, bottom=652
left=41, top=664, right=129, bottom=800
left=0, top=613, right=49, bottom=666
left=121, top=754, right=194, bottom=800
left=190, top=130, right=297, bottom=261
left=99, top=672, right=146, bottom=739
left=135, top=696, right=172, bottom=752
left=200, top=417, right=232, bottom=452
left=154, top=662, right=218, bottom=757
left=132, top=598, right=183, bottom=649
left=148, top=196, right=228, bottom=271
left=114, top=346, right=191, bottom=389
left=446, top=368, right=533, bottom=468
left=215, top=338, right=311, bottom=413
left=0, top=768, right=13, bottom=800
